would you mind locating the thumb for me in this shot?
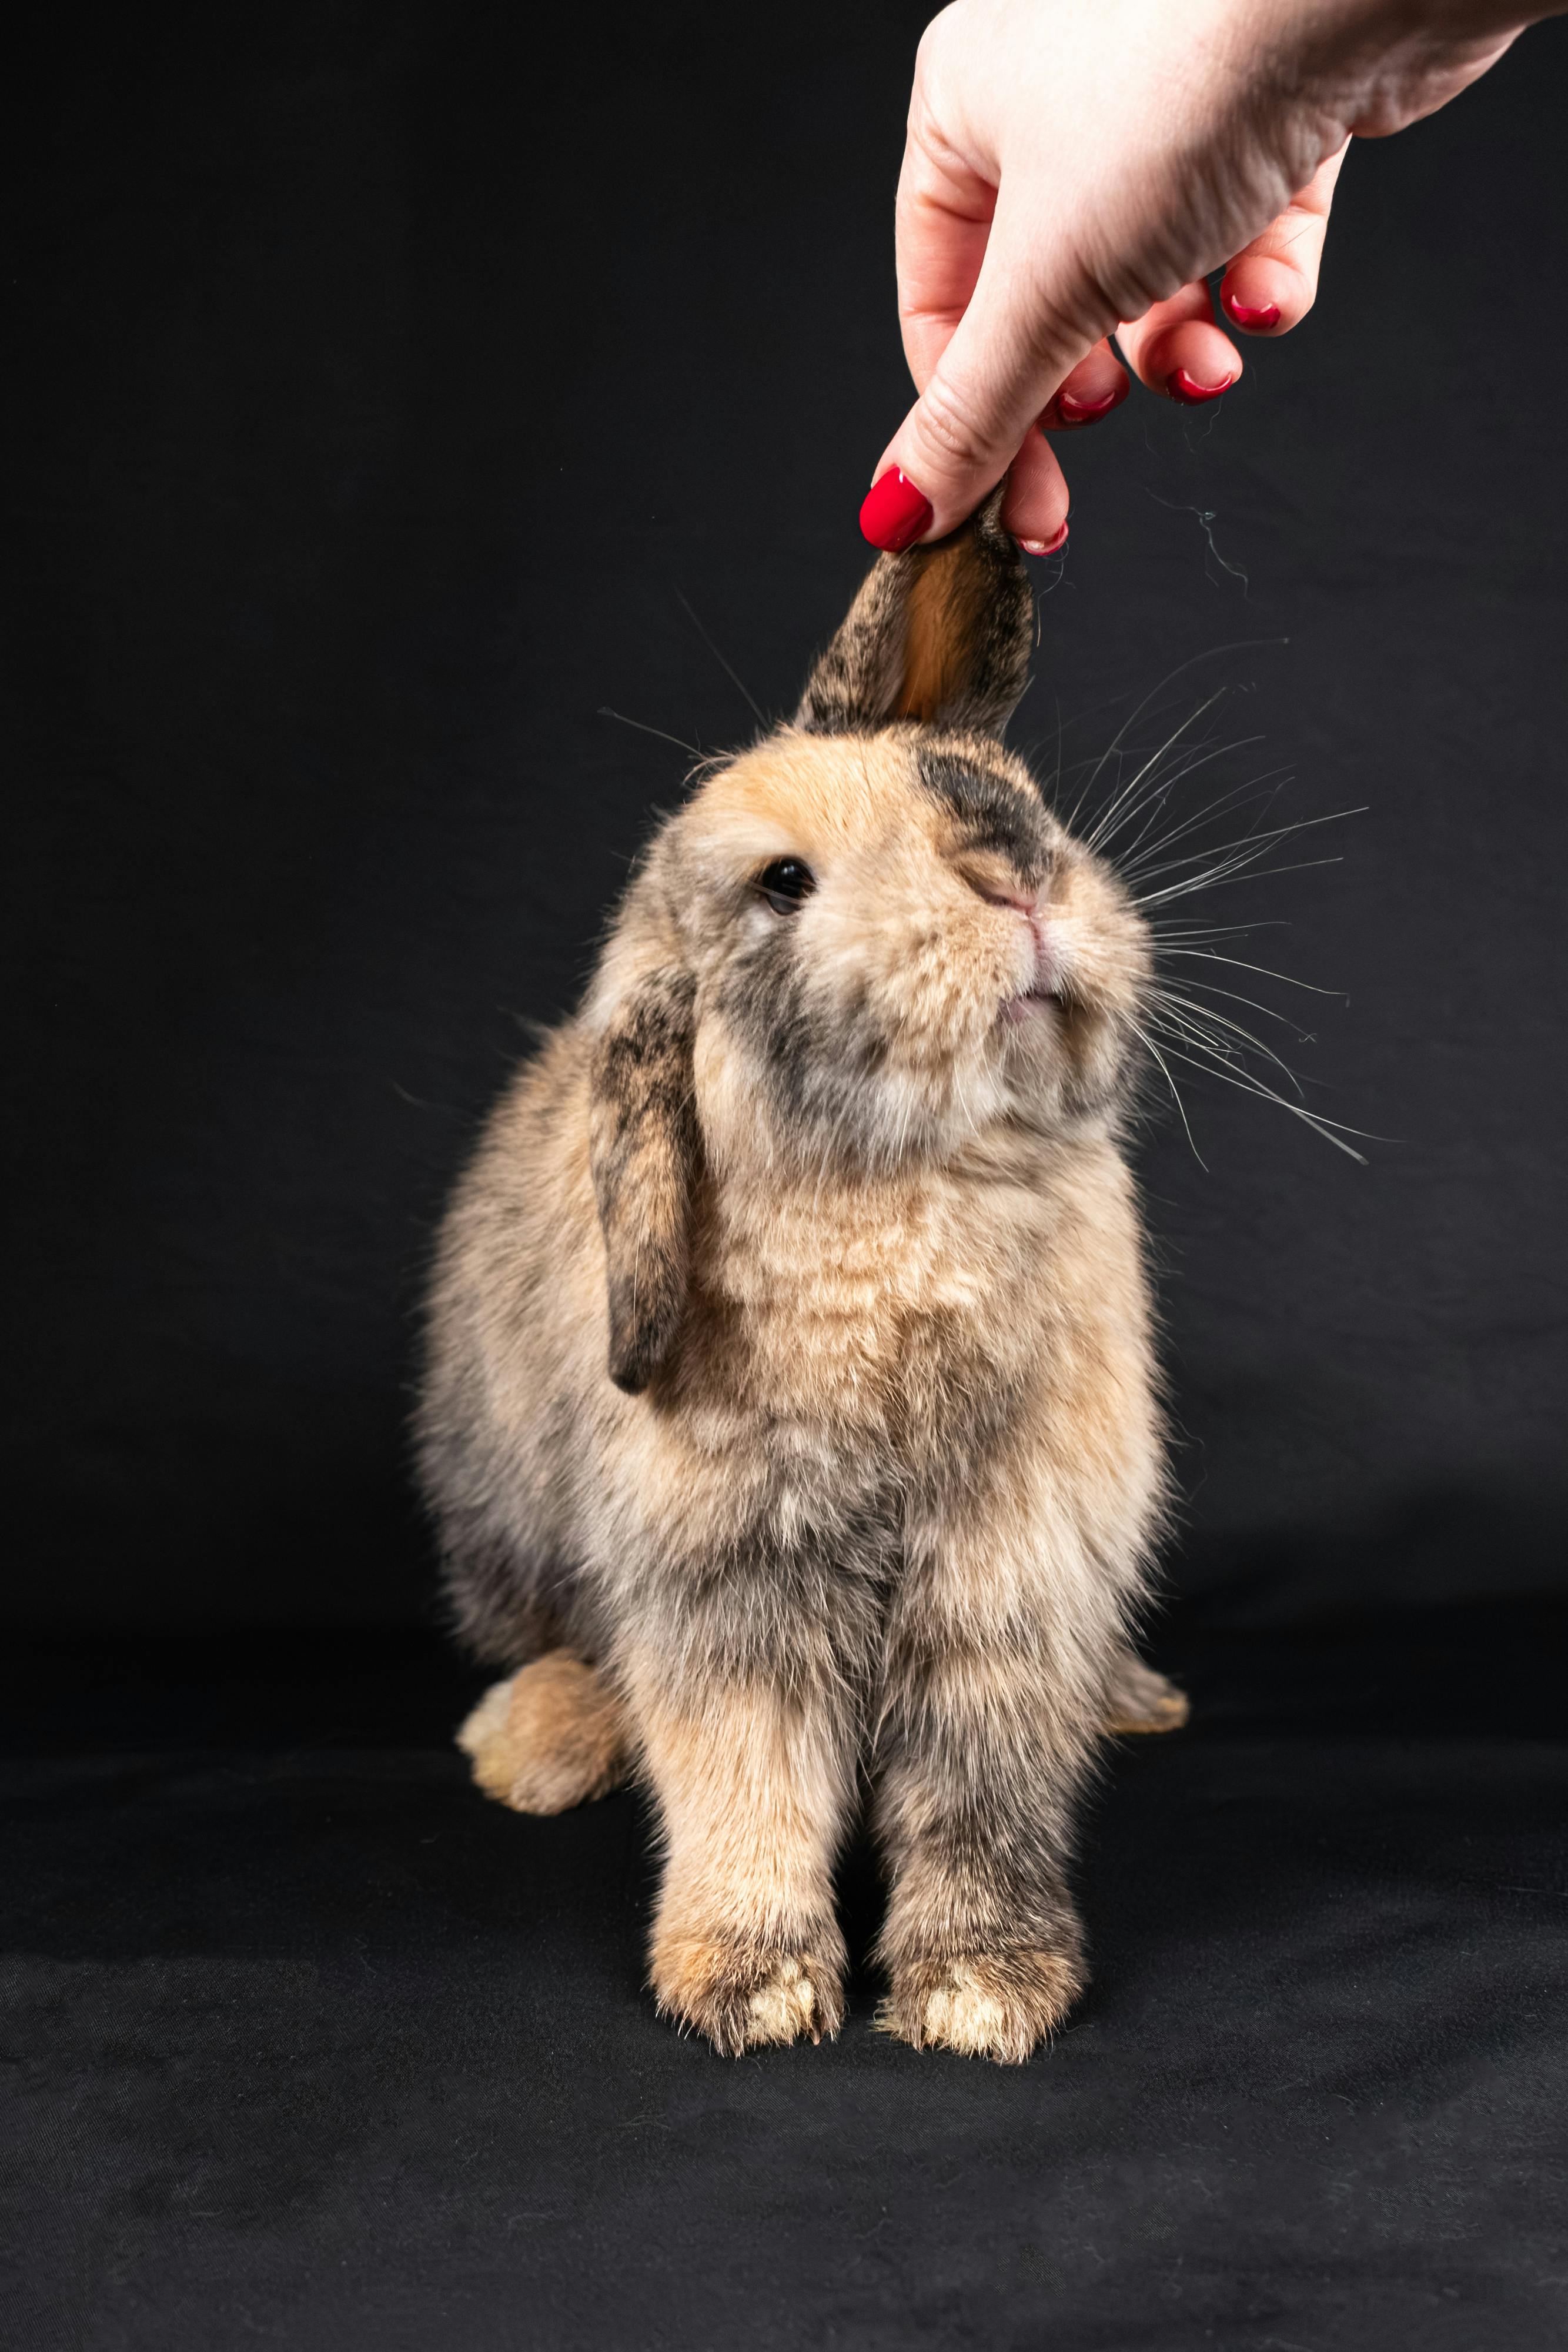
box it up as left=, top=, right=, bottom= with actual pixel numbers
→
left=862, top=218, right=1096, bottom=549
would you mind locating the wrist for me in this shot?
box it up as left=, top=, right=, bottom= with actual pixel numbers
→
left=1262, top=0, right=1542, bottom=133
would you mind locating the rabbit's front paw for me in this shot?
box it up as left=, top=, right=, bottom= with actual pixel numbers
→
left=880, top=1943, right=1084, bottom=2064
left=650, top=1931, right=845, bottom=2056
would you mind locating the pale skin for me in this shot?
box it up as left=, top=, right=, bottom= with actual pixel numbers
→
left=874, top=0, right=1563, bottom=552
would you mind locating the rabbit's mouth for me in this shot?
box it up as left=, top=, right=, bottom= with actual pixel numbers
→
left=997, top=903, right=1071, bottom=1028
left=1001, top=984, right=1063, bottom=1026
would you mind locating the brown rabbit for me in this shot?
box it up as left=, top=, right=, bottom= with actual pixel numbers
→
left=416, top=506, right=1186, bottom=2063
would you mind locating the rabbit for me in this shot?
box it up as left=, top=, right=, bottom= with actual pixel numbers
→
left=416, top=502, right=1185, bottom=2063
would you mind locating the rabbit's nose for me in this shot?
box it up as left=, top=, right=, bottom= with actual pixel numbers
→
left=954, top=849, right=1049, bottom=916
left=964, top=868, right=1044, bottom=918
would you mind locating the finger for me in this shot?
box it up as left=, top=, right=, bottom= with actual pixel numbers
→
left=998, top=426, right=1071, bottom=554
left=896, top=115, right=1071, bottom=555
left=868, top=196, right=1100, bottom=546
left=895, top=118, right=998, bottom=396
left=1116, top=282, right=1242, bottom=406
left=1039, top=339, right=1130, bottom=432
left=1218, top=142, right=1349, bottom=334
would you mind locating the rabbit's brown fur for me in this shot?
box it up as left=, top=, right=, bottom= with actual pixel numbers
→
left=417, top=506, right=1175, bottom=2062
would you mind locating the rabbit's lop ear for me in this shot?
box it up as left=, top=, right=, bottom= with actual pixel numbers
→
left=794, top=493, right=1033, bottom=739
left=589, top=967, right=699, bottom=1395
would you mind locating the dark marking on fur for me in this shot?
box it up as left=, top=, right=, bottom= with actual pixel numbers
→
left=916, top=748, right=1052, bottom=885
left=619, top=1484, right=897, bottom=1695
left=589, top=967, right=699, bottom=1392
left=872, top=1695, right=1089, bottom=2017
left=440, top=1519, right=576, bottom=1665
left=716, top=931, right=899, bottom=1172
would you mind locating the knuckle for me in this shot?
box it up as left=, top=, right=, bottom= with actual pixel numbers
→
left=911, top=374, right=1007, bottom=480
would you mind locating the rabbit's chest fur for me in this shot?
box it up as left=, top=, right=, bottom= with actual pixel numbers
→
left=687, top=1125, right=1145, bottom=1481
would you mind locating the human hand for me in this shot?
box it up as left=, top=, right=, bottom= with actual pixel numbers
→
left=862, top=0, right=1539, bottom=552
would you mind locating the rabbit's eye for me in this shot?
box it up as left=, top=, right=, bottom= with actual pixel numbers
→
left=754, top=858, right=815, bottom=916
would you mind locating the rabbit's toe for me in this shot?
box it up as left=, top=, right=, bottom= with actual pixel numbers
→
left=456, top=1652, right=629, bottom=1815
left=651, top=1933, right=845, bottom=2055
left=1102, top=1651, right=1189, bottom=1735
left=880, top=1945, right=1084, bottom=2063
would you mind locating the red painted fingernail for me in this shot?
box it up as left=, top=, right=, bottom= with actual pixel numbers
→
left=1168, top=368, right=1236, bottom=406
left=1048, top=380, right=1128, bottom=429
left=1222, top=292, right=1281, bottom=331
left=1018, top=522, right=1069, bottom=558
left=860, top=467, right=934, bottom=552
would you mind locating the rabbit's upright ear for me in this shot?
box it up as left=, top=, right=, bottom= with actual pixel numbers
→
left=589, top=967, right=699, bottom=1395
left=794, top=494, right=1033, bottom=738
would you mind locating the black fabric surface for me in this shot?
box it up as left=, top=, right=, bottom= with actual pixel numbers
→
left=6, top=1612, right=1566, bottom=2350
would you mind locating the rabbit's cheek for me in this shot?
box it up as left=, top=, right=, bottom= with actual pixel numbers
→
left=891, top=938, right=1003, bottom=1072
left=912, top=901, right=1021, bottom=1017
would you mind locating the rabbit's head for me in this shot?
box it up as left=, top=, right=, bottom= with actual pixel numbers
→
left=587, top=507, right=1152, bottom=1390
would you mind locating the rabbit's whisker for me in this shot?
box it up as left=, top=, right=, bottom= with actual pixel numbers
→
left=1113, top=763, right=1292, bottom=872
left=1126, top=1019, right=1208, bottom=1168
left=1130, top=806, right=1364, bottom=893
left=1144, top=991, right=1307, bottom=1099
left=1137, top=1030, right=1373, bottom=1160
left=1154, top=975, right=1318, bottom=1043
left=1065, top=636, right=1285, bottom=832
left=1094, top=733, right=1281, bottom=861
left=1148, top=918, right=1286, bottom=941
left=1081, top=690, right=1228, bottom=851
left=1105, top=752, right=1279, bottom=870
left=1158, top=948, right=1339, bottom=995
left=674, top=589, right=768, bottom=729
left=597, top=706, right=704, bottom=758
left=1137, top=851, right=1346, bottom=910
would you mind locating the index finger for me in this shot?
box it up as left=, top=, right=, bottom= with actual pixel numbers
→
left=895, top=116, right=998, bottom=393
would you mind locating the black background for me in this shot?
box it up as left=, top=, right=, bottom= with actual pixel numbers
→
left=9, top=0, right=1567, bottom=1636
left=6, top=7, right=1567, bottom=2347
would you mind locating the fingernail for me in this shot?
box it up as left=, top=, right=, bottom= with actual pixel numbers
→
left=860, top=467, right=934, bottom=552
left=1222, top=292, right=1281, bottom=331
left=1018, top=522, right=1069, bottom=558
left=1168, top=368, right=1235, bottom=406
left=1047, top=382, right=1127, bottom=429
